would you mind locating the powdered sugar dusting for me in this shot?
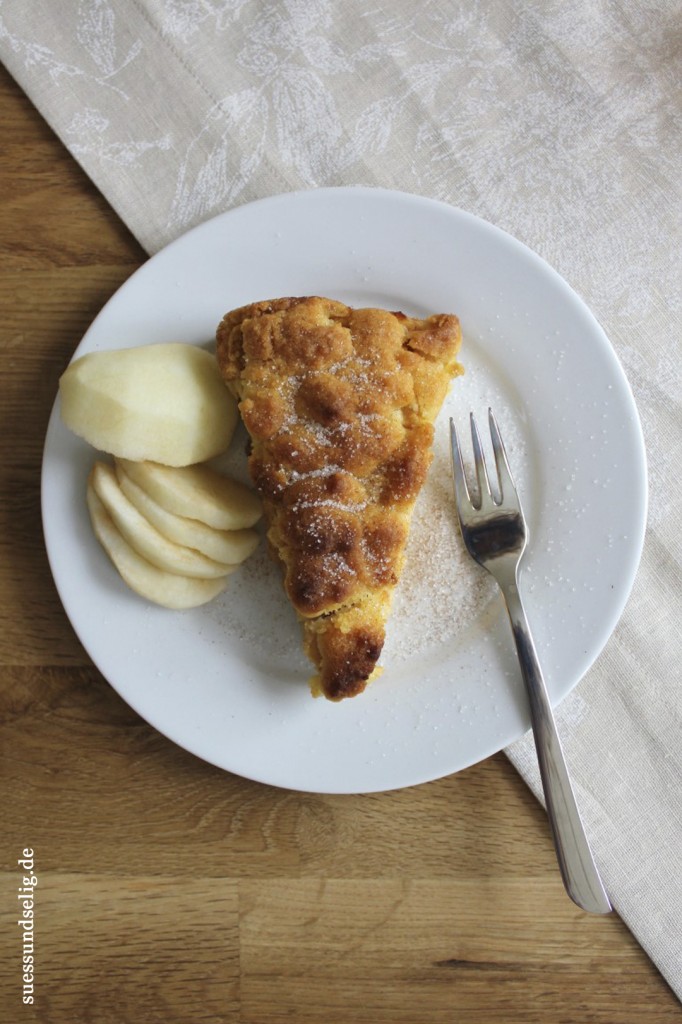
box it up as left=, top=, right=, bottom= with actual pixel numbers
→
left=383, top=433, right=496, bottom=662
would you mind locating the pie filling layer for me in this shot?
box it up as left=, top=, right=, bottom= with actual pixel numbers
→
left=216, top=296, right=463, bottom=700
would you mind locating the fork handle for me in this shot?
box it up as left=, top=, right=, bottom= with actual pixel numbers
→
left=500, top=579, right=612, bottom=915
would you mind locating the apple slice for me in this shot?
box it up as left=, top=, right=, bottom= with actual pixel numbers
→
left=117, top=459, right=262, bottom=530
left=60, top=343, right=238, bottom=466
left=86, top=485, right=231, bottom=609
left=90, top=462, right=233, bottom=579
left=115, top=461, right=260, bottom=565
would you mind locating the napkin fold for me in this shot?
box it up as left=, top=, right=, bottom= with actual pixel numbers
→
left=3, top=0, right=680, bottom=999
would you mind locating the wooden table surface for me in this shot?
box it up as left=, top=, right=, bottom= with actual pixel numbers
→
left=0, top=63, right=678, bottom=1024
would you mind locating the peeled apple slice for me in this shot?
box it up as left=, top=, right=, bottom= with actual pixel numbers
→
left=115, top=461, right=260, bottom=565
left=86, top=485, right=231, bottom=609
left=59, top=343, right=238, bottom=466
left=117, top=459, right=262, bottom=530
left=90, top=462, right=233, bottom=579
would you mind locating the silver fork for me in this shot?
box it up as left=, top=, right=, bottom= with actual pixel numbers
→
left=449, top=409, right=611, bottom=915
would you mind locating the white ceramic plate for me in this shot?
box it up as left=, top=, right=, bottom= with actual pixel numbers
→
left=41, top=187, right=647, bottom=794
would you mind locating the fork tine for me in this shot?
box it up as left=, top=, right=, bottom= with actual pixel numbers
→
left=488, top=408, right=515, bottom=503
left=449, top=418, right=473, bottom=512
left=470, top=413, right=493, bottom=508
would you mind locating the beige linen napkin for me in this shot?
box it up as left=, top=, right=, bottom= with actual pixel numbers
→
left=3, top=0, right=680, bottom=999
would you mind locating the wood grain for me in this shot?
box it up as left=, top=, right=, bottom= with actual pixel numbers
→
left=0, top=62, right=679, bottom=1023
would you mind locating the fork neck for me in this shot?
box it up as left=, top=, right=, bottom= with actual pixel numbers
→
left=487, top=555, right=519, bottom=594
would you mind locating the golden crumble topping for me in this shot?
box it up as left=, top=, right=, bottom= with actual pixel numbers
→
left=216, top=296, right=462, bottom=700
